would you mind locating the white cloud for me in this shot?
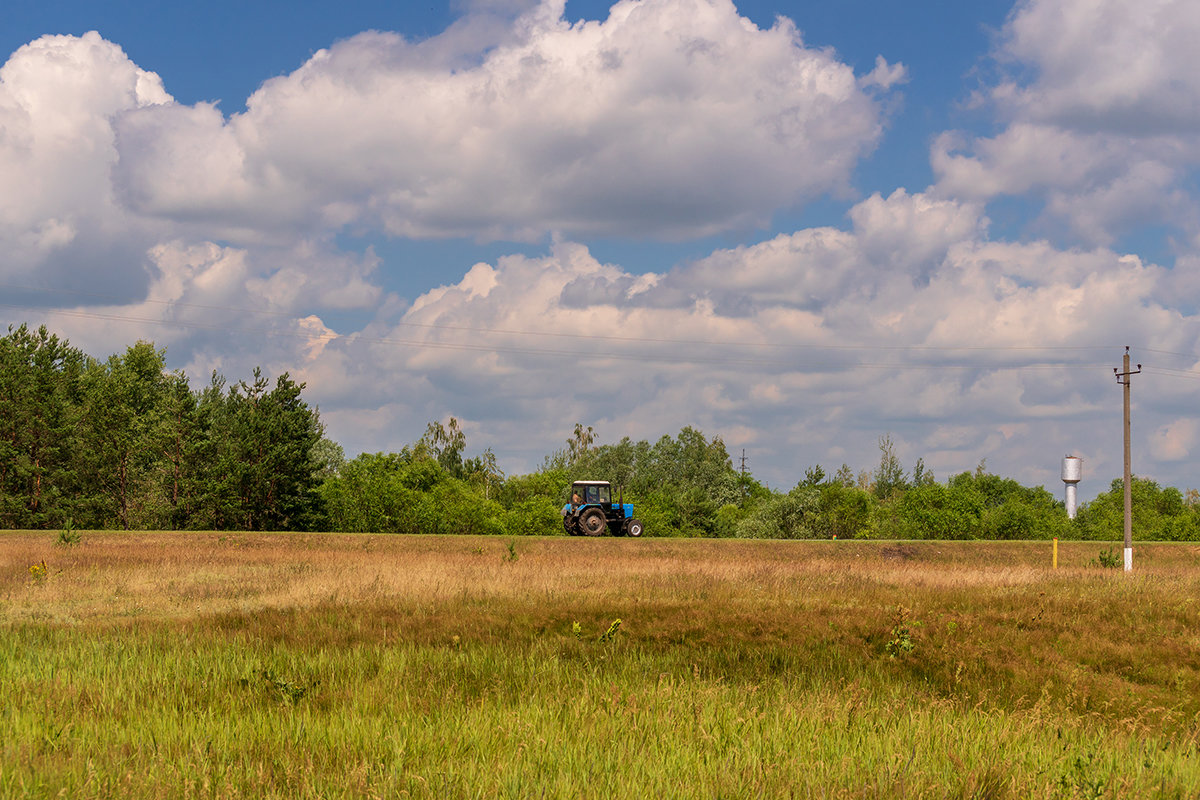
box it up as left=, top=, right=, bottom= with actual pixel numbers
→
left=933, top=0, right=1200, bottom=246
left=0, top=32, right=170, bottom=288
left=108, top=0, right=893, bottom=241
left=997, top=0, right=1200, bottom=132
left=859, top=55, right=907, bottom=91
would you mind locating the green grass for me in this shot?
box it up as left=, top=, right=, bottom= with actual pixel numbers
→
left=2, top=533, right=1200, bottom=798
left=4, top=629, right=1195, bottom=799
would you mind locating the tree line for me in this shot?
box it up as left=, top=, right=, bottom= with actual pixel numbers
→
left=1, top=325, right=324, bottom=530
left=4, top=324, right=1199, bottom=540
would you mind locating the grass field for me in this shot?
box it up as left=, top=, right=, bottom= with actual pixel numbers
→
left=3, top=532, right=1200, bottom=798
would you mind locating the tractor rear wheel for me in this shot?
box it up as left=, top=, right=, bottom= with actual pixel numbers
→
left=625, top=518, right=644, bottom=537
left=579, top=508, right=607, bottom=536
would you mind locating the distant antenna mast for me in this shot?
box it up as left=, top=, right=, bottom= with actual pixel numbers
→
left=740, top=449, right=748, bottom=503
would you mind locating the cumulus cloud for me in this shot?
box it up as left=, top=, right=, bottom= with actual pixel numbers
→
left=109, top=0, right=894, bottom=241
left=996, top=0, right=1200, bottom=132
left=0, top=32, right=170, bottom=292
left=1, top=1, right=899, bottom=319
left=934, top=0, right=1200, bottom=246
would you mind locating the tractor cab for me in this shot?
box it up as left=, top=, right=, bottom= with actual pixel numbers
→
left=572, top=481, right=612, bottom=506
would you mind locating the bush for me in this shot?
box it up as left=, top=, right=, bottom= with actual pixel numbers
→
left=894, top=481, right=984, bottom=540
left=735, top=487, right=821, bottom=539
left=1074, top=478, right=1200, bottom=541
left=503, top=499, right=564, bottom=537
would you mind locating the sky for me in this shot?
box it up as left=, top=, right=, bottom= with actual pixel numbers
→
left=3, top=0, right=1200, bottom=501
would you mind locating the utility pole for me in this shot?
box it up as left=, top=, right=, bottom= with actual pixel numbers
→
left=1114, top=346, right=1141, bottom=573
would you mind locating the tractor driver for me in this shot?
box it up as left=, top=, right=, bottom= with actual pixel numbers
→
left=571, top=490, right=581, bottom=506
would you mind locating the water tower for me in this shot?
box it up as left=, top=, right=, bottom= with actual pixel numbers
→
left=1061, top=456, right=1082, bottom=519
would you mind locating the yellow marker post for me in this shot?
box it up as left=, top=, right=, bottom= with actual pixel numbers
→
left=1053, top=538, right=1058, bottom=569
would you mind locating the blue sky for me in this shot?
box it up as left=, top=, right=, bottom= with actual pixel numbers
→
left=3, top=0, right=1200, bottom=500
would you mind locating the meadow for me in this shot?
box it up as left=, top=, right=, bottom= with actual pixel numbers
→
left=2, top=532, right=1199, bottom=798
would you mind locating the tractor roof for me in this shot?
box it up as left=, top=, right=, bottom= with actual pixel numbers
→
left=572, top=480, right=611, bottom=486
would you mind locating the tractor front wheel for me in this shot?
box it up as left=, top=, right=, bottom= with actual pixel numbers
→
left=625, top=518, right=644, bottom=537
left=579, top=508, right=607, bottom=536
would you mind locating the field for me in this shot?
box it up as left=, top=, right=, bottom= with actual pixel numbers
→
left=3, top=532, right=1200, bottom=799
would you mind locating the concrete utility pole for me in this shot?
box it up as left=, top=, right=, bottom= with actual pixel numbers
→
left=1114, top=347, right=1141, bottom=573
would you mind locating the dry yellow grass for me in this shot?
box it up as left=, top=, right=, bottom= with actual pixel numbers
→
left=0, top=534, right=1113, bottom=616
left=4, top=533, right=1198, bottom=625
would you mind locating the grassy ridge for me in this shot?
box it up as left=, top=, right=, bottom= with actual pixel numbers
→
left=3, top=534, right=1200, bottom=798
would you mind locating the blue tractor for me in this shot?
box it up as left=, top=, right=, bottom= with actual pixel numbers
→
left=562, top=480, right=644, bottom=537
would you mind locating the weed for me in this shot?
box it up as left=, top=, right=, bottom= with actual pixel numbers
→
left=599, top=618, right=622, bottom=643
left=241, top=668, right=318, bottom=705
left=503, top=540, right=519, bottom=563
left=1093, top=548, right=1121, bottom=569
left=28, top=561, right=48, bottom=585
left=1055, top=746, right=1110, bottom=799
left=56, top=518, right=81, bottom=547
left=571, top=621, right=583, bottom=640
left=885, top=605, right=916, bottom=658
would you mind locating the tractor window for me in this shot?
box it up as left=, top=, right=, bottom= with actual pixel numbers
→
left=578, top=484, right=611, bottom=504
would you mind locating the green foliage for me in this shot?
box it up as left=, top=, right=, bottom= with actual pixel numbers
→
left=0, top=325, right=325, bottom=532
left=0, top=324, right=88, bottom=529
left=873, top=434, right=909, bottom=500
left=1094, top=548, right=1122, bottom=569
left=564, top=426, right=742, bottom=536
left=598, top=618, right=622, bottom=643
left=1074, top=477, right=1200, bottom=541
left=320, top=451, right=504, bottom=535
left=894, top=479, right=984, bottom=539
left=736, top=486, right=821, bottom=539
left=77, top=341, right=175, bottom=529
left=884, top=606, right=917, bottom=659
left=240, top=668, right=318, bottom=706
left=502, top=498, right=562, bottom=537
left=816, top=482, right=874, bottom=539
left=189, top=368, right=326, bottom=531
left=56, top=518, right=80, bottom=547
left=419, top=417, right=467, bottom=478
